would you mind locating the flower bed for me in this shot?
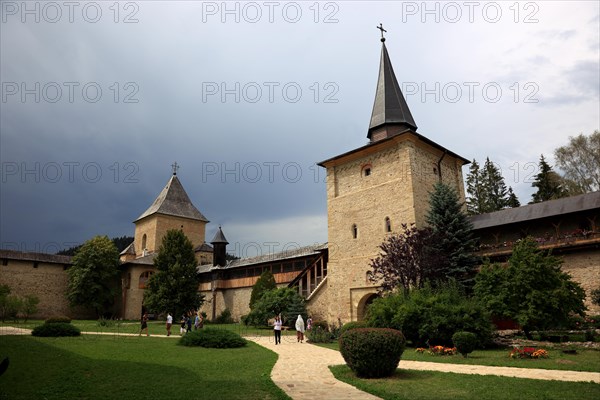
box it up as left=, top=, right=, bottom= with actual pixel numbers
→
left=415, top=346, right=457, bottom=356
left=509, top=346, right=549, bottom=359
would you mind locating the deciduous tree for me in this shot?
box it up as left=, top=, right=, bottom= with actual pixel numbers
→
left=249, top=270, right=277, bottom=309
left=144, top=230, right=204, bottom=318
left=554, top=131, right=600, bottom=193
left=67, top=235, right=120, bottom=317
left=474, top=237, right=586, bottom=338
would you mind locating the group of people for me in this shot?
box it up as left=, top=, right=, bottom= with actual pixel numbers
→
left=140, top=311, right=204, bottom=337
left=273, top=314, right=312, bottom=344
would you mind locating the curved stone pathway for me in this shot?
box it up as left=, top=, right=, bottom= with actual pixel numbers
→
left=246, top=335, right=600, bottom=400
left=3, top=327, right=599, bottom=400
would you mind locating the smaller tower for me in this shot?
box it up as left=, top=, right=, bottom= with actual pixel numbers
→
left=211, top=226, right=229, bottom=267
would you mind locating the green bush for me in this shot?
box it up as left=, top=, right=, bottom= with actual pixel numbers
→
left=45, top=316, right=72, bottom=324
left=213, top=308, right=234, bottom=324
left=339, top=328, right=405, bottom=378
left=178, top=328, right=246, bottom=348
left=32, top=322, right=81, bottom=337
left=452, top=331, right=478, bottom=357
left=306, top=326, right=334, bottom=343
left=366, top=283, right=492, bottom=347
left=339, top=321, right=369, bottom=337
left=312, top=320, right=329, bottom=331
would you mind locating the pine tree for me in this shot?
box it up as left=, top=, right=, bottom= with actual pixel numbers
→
left=426, top=183, right=479, bottom=290
left=506, top=187, right=520, bottom=208
left=144, top=230, right=204, bottom=317
left=482, top=157, right=508, bottom=212
left=531, top=155, right=568, bottom=203
left=466, top=159, right=485, bottom=215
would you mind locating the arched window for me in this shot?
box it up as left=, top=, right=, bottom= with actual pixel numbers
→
left=141, top=234, right=147, bottom=251
left=138, top=271, right=154, bottom=289
left=352, top=224, right=358, bottom=239
left=385, top=217, right=392, bottom=233
left=362, top=164, right=372, bottom=177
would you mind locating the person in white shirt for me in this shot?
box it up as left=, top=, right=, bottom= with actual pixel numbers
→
left=273, top=315, right=282, bottom=345
left=166, top=313, right=173, bottom=336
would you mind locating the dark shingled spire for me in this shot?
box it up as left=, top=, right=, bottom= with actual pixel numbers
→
left=210, top=226, right=229, bottom=245
left=135, top=175, right=209, bottom=223
left=368, top=40, right=417, bottom=141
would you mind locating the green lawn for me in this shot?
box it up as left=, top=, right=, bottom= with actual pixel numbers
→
left=317, top=341, right=600, bottom=372
left=330, top=365, right=600, bottom=400
left=0, top=335, right=289, bottom=400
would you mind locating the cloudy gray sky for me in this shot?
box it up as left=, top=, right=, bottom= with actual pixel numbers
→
left=1, top=1, right=599, bottom=257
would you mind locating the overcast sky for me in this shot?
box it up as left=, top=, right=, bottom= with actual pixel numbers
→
left=1, top=1, right=598, bottom=257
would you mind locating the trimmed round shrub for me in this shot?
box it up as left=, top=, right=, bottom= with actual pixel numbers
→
left=339, top=328, right=405, bottom=378
left=452, top=331, right=478, bottom=357
left=339, top=321, right=369, bottom=337
left=178, top=328, right=246, bottom=348
left=45, top=316, right=72, bottom=324
left=32, top=322, right=80, bottom=337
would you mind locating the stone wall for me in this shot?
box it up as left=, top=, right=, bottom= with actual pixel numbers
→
left=0, top=259, right=94, bottom=319
left=134, top=214, right=206, bottom=255
left=560, top=250, right=600, bottom=315
left=121, top=264, right=155, bottom=320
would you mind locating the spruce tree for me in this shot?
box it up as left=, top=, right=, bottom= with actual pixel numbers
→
left=482, top=157, right=508, bottom=212
left=144, top=229, right=204, bottom=317
left=466, top=159, right=485, bottom=215
left=531, top=155, right=568, bottom=203
left=506, top=187, right=520, bottom=208
left=426, top=183, right=479, bottom=290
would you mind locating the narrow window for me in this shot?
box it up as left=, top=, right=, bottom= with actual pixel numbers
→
left=362, top=164, right=372, bottom=177
left=141, top=234, right=147, bottom=251
left=385, top=217, right=392, bottom=233
left=352, top=224, right=358, bottom=239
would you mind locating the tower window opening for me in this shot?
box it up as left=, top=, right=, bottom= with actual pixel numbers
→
left=362, top=164, right=372, bottom=177
left=352, top=224, right=358, bottom=239
left=385, top=217, right=392, bottom=233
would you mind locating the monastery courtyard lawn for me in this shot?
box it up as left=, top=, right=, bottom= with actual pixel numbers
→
left=1, top=322, right=599, bottom=400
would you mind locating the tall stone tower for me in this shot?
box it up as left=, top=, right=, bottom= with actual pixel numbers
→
left=318, top=33, right=469, bottom=323
left=133, top=166, right=209, bottom=256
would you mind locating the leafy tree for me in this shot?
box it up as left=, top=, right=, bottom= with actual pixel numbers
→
left=67, top=235, right=120, bottom=317
left=591, top=287, right=600, bottom=307
left=58, top=236, right=134, bottom=256
left=426, top=183, right=479, bottom=290
left=0, top=286, right=23, bottom=323
left=249, top=270, right=277, bottom=309
left=368, top=224, right=444, bottom=293
left=530, top=155, right=568, bottom=203
left=474, top=237, right=586, bottom=338
left=243, top=287, right=306, bottom=327
left=144, top=229, right=204, bottom=318
left=20, top=295, right=40, bottom=322
left=554, top=130, right=600, bottom=193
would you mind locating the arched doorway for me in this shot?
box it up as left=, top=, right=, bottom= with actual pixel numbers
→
left=356, top=293, right=379, bottom=321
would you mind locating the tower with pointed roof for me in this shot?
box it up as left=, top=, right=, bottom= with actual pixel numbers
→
left=130, top=166, right=209, bottom=258
left=316, top=28, right=470, bottom=323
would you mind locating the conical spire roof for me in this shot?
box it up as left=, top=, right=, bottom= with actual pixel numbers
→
left=211, top=226, right=229, bottom=244
left=368, top=41, right=417, bottom=139
left=135, top=174, right=209, bottom=222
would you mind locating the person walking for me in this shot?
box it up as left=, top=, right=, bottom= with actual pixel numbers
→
left=307, top=316, right=313, bottom=331
left=295, top=314, right=305, bottom=343
left=139, top=312, right=149, bottom=337
left=166, top=313, right=173, bottom=336
left=186, top=312, right=193, bottom=332
left=273, top=315, right=282, bottom=345
left=194, top=313, right=200, bottom=330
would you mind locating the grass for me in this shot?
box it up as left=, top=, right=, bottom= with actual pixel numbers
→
left=330, top=365, right=600, bottom=400
left=316, top=341, right=600, bottom=372
left=0, top=335, right=290, bottom=400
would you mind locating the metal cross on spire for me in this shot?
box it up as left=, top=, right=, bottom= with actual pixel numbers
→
left=171, top=161, right=179, bottom=176
left=377, top=23, right=387, bottom=42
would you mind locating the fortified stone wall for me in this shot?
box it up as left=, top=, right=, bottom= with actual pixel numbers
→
left=0, top=259, right=94, bottom=319
left=560, top=251, right=600, bottom=314
left=121, top=264, right=155, bottom=320
left=134, top=214, right=206, bottom=255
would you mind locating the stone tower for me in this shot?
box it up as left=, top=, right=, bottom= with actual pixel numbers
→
left=318, top=34, right=469, bottom=323
left=132, top=167, right=209, bottom=257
